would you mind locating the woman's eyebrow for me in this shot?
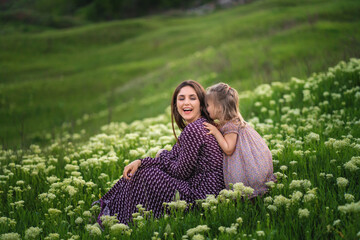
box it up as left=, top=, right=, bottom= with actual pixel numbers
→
left=178, top=94, right=197, bottom=97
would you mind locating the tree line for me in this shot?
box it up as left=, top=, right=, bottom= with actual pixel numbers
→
left=1, top=0, right=213, bottom=27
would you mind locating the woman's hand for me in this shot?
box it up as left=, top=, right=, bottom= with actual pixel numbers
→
left=155, top=149, right=166, bottom=158
left=203, top=122, right=221, bottom=137
left=123, top=160, right=141, bottom=180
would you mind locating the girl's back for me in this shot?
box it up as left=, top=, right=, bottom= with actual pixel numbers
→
left=220, top=120, right=276, bottom=197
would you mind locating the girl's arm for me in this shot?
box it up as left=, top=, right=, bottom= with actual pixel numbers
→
left=203, top=122, right=237, bottom=155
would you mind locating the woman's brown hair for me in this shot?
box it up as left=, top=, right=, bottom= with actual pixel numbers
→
left=171, top=80, right=212, bottom=142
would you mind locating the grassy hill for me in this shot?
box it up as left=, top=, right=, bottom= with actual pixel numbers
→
left=1, top=0, right=360, bottom=148
left=0, top=59, right=359, bottom=239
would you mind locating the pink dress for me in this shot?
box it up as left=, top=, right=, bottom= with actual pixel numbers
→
left=220, top=120, right=276, bottom=197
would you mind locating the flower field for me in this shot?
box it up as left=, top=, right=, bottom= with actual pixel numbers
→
left=0, top=59, right=359, bottom=239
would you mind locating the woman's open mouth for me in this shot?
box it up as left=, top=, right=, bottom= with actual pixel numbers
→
left=183, top=108, right=193, bottom=114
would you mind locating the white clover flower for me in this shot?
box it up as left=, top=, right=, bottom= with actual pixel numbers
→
left=305, top=132, right=320, bottom=143
left=44, top=233, right=60, bottom=240
left=338, top=201, right=360, bottom=214
left=0, top=233, right=21, bottom=240
left=201, top=202, right=210, bottom=209
left=280, top=165, right=288, bottom=171
left=98, top=173, right=109, bottom=181
left=24, top=227, right=42, bottom=240
left=75, top=217, right=83, bottom=225
left=303, top=193, right=316, bottom=203
left=14, top=200, right=24, bottom=209
left=129, top=150, right=139, bottom=158
left=273, top=195, right=291, bottom=208
left=243, top=186, right=255, bottom=196
left=236, top=217, right=243, bottom=224
left=264, top=196, right=273, bottom=205
left=16, top=180, right=24, bottom=185
left=100, top=215, right=119, bottom=228
left=192, top=234, right=205, bottom=240
left=165, top=200, right=188, bottom=211
left=333, top=219, right=341, bottom=226
left=66, top=185, right=78, bottom=196
left=326, top=174, right=333, bottom=179
left=218, top=226, right=225, bottom=233
left=267, top=205, right=277, bottom=212
left=265, top=181, right=275, bottom=188
left=293, top=150, right=303, bottom=157
left=289, top=179, right=311, bottom=190
left=85, top=224, right=102, bottom=236
left=186, top=225, right=210, bottom=237
left=133, top=215, right=144, bottom=222
left=0, top=217, right=16, bottom=227
left=256, top=231, right=265, bottom=237
left=331, top=93, right=341, bottom=100
left=164, top=144, right=172, bottom=151
left=273, top=172, right=287, bottom=180
left=343, top=156, right=360, bottom=172
left=110, top=223, right=129, bottom=235
left=336, top=177, right=349, bottom=188
left=329, top=138, right=351, bottom=150
left=344, top=193, right=355, bottom=202
left=303, top=90, right=312, bottom=102
left=225, top=224, right=238, bottom=235
left=290, top=161, right=297, bottom=165
left=48, top=208, right=62, bottom=217
left=291, top=191, right=303, bottom=203
left=298, top=208, right=310, bottom=218
left=64, top=164, right=79, bottom=172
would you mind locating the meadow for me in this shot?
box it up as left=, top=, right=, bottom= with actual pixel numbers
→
left=1, top=0, right=360, bottom=148
left=0, top=58, right=359, bottom=239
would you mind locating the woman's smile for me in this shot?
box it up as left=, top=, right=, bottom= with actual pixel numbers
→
left=177, top=86, right=201, bottom=123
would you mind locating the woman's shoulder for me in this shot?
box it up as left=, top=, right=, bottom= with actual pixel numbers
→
left=180, top=117, right=208, bottom=140
left=183, top=117, right=207, bottom=133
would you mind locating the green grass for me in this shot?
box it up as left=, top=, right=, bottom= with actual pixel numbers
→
left=0, top=59, right=359, bottom=239
left=1, top=0, right=360, bottom=149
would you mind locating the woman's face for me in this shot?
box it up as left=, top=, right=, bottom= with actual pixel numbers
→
left=176, top=86, right=201, bottom=124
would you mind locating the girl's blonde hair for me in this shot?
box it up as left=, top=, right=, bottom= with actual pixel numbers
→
left=206, top=83, right=246, bottom=127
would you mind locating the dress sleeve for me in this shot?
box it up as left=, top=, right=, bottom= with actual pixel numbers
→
left=220, top=121, right=239, bottom=136
left=140, top=122, right=205, bottom=180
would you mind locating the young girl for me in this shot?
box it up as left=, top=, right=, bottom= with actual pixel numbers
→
left=203, top=83, right=276, bottom=197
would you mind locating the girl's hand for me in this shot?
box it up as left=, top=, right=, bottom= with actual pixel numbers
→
left=123, top=160, right=141, bottom=180
left=203, top=122, right=221, bottom=137
left=155, top=149, right=166, bottom=158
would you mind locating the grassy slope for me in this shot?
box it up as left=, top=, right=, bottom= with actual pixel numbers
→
left=1, top=0, right=360, bottom=148
left=0, top=59, right=359, bottom=239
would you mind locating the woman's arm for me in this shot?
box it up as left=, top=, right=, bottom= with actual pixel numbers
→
left=141, top=121, right=205, bottom=180
left=124, top=142, right=180, bottom=180
left=163, top=123, right=205, bottom=179
left=203, top=122, right=237, bottom=156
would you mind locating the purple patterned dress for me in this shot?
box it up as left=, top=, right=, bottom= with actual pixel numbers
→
left=221, top=121, right=276, bottom=197
left=94, top=117, right=224, bottom=225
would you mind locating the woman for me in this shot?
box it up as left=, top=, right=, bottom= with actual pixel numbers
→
left=93, top=80, right=225, bottom=225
